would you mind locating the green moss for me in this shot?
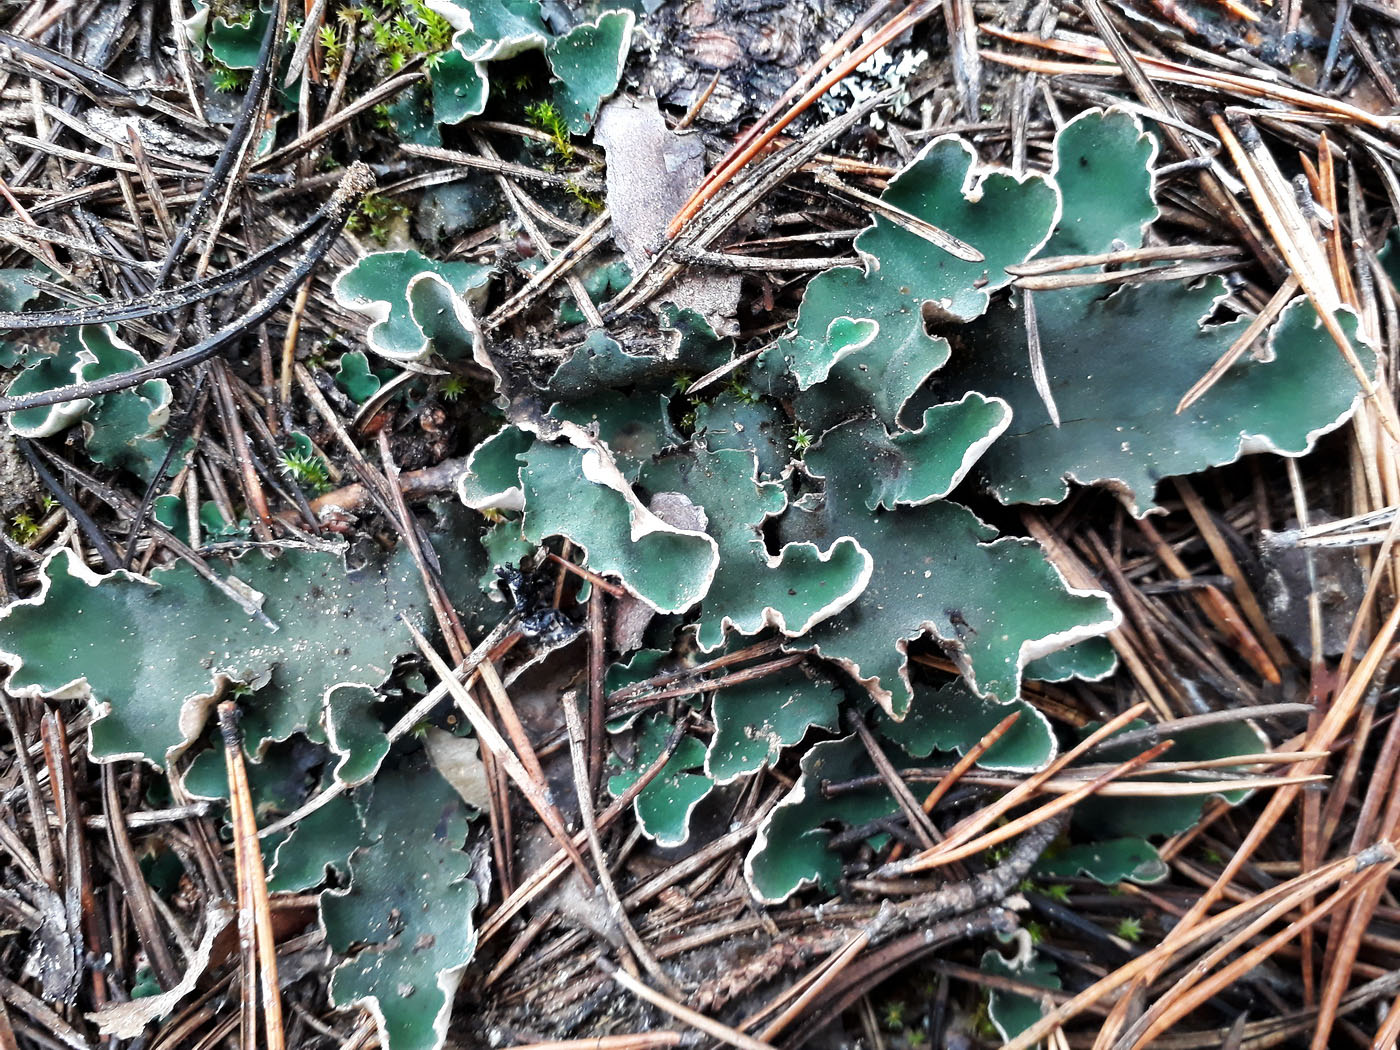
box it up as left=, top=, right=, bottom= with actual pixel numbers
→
left=525, top=99, right=574, bottom=163
left=353, top=0, right=453, bottom=72
left=8, top=511, right=39, bottom=544
left=279, top=439, right=333, bottom=495
left=565, top=176, right=603, bottom=210
left=209, top=57, right=248, bottom=92
left=318, top=23, right=345, bottom=77
left=347, top=192, right=411, bottom=244
left=723, top=375, right=759, bottom=405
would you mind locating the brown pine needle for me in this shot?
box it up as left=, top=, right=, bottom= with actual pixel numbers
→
left=1312, top=701, right=1400, bottom=1047
left=1369, top=985, right=1400, bottom=1049
left=665, top=1, right=939, bottom=238
left=478, top=722, right=692, bottom=943
left=980, top=29, right=1398, bottom=131
left=504, top=1037, right=682, bottom=1050
left=1313, top=132, right=1360, bottom=311
left=601, top=959, right=778, bottom=1050
left=404, top=616, right=597, bottom=890
left=876, top=703, right=1150, bottom=879
left=958, top=772, right=1326, bottom=797
left=1206, top=109, right=1400, bottom=444
left=1006, top=243, right=1242, bottom=275
left=1175, top=477, right=1292, bottom=671
left=675, top=70, right=721, bottom=130
left=756, top=925, right=874, bottom=1041
left=886, top=710, right=1021, bottom=864
left=691, top=0, right=897, bottom=200
left=544, top=551, right=628, bottom=597
left=1000, top=846, right=1396, bottom=1050
left=1128, top=506, right=1281, bottom=684
left=1130, top=858, right=1396, bottom=1048
left=1211, top=0, right=1261, bottom=21
left=220, top=702, right=286, bottom=1050
left=900, top=741, right=1172, bottom=872
left=812, top=169, right=984, bottom=261
left=1082, top=597, right=1400, bottom=1050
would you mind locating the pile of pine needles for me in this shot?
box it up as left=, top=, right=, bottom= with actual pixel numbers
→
left=0, top=1, right=1399, bottom=1048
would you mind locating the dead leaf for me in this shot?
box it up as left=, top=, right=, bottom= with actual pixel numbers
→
left=88, top=902, right=234, bottom=1039
left=594, top=96, right=741, bottom=332
left=424, top=729, right=491, bottom=812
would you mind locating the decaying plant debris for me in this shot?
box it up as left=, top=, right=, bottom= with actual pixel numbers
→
left=1, top=0, right=1399, bottom=1048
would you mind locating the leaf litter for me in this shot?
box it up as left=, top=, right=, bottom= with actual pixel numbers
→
left=0, top=2, right=1394, bottom=1049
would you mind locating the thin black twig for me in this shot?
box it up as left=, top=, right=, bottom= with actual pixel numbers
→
left=17, top=438, right=121, bottom=571
left=120, top=372, right=209, bottom=570
left=0, top=213, right=324, bottom=330
left=154, top=0, right=287, bottom=284
left=0, top=163, right=374, bottom=417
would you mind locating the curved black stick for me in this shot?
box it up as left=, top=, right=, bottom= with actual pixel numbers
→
left=0, top=163, right=375, bottom=417
left=18, top=438, right=121, bottom=570
left=0, top=213, right=325, bottom=330
left=154, top=0, right=287, bottom=285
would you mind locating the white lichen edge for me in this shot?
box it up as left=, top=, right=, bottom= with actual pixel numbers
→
left=0, top=548, right=228, bottom=769
left=327, top=934, right=478, bottom=1050
left=457, top=424, right=526, bottom=512
left=3, top=323, right=153, bottom=440
left=788, top=314, right=878, bottom=390
left=690, top=450, right=874, bottom=654
left=0, top=546, right=415, bottom=775
left=635, top=772, right=710, bottom=850
left=890, top=392, right=1012, bottom=508
left=692, top=535, right=874, bottom=654
left=975, top=700, right=1057, bottom=775
left=522, top=416, right=721, bottom=616
left=790, top=520, right=1123, bottom=722
left=548, top=10, right=636, bottom=103
left=426, top=0, right=549, bottom=61
left=779, top=131, right=1063, bottom=398
left=1054, top=106, right=1162, bottom=255
left=988, top=297, right=1374, bottom=519
left=330, top=255, right=492, bottom=367
left=849, top=132, right=1063, bottom=318
left=89, top=902, right=234, bottom=1037
left=743, top=766, right=818, bottom=904
left=986, top=110, right=1369, bottom=516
